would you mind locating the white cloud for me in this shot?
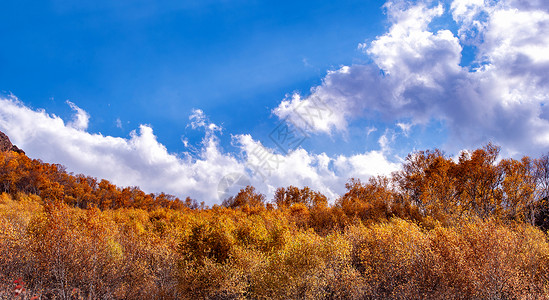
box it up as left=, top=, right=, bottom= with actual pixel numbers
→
left=189, top=108, right=222, bottom=134
left=378, top=131, right=393, bottom=153
left=272, top=93, right=343, bottom=134
left=366, top=126, right=377, bottom=136
left=189, top=108, right=207, bottom=129
left=0, top=96, right=245, bottom=204
left=273, top=0, right=549, bottom=156
left=66, top=100, right=90, bottom=130
left=273, top=1, right=463, bottom=135
left=0, top=96, right=399, bottom=205
left=506, top=0, right=549, bottom=12
left=396, top=122, right=412, bottom=135
left=482, top=8, right=549, bottom=64
left=236, top=134, right=399, bottom=200
left=450, top=0, right=490, bottom=43
left=334, top=151, right=400, bottom=181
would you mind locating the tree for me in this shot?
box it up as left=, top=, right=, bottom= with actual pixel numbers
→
left=453, top=144, right=504, bottom=219
left=273, top=186, right=327, bottom=209
left=222, top=186, right=265, bottom=209
left=500, top=157, right=537, bottom=223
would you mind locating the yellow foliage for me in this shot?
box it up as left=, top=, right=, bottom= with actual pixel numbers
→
left=3, top=143, right=549, bottom=298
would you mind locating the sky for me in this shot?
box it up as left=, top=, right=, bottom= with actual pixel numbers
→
left=1, top=0, right=549, bottom=205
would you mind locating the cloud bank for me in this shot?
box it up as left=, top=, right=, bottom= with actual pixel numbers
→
left=273, top=0, right=549, bottom=155
left=0, top=96, right=398, bottom=204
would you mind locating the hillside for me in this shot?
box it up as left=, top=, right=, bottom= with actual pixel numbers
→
left=2, top=131, right=549, bottom=299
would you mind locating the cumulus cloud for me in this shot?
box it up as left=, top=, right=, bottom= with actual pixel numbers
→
left=506, top=0, right=549, bottom=12
left=272, top=92, right=341, bottom=135
left=0, top=96, right=246, bottom=203
left=189, top=108, right=222, bottom=134
left=235, top=134, right=399, bottom=200
left=189, top=109, right=207, bottom=129
left=0, top=96, right=398, bottom=204
left=273, top=0, right=549, bottom=156
left=67, top=100, right=90, bottom=130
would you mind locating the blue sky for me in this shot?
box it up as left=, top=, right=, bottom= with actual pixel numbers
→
left=2, top=0, right=549, bottom=204
left=1, top=0, right=386, bottom=155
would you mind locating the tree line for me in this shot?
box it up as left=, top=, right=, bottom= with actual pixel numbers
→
left=2, top=144, right=549, bottom=299
left=0, top=150, right=202, bottom=211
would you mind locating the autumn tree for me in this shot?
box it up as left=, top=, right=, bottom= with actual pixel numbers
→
left=336, top=176, right=407, bottom=224
left=222, top=185, right=265, bottom=210
left=452, top=144, right=504, bottom=219
left=500, top=157, right=538, bottom=223
left=273, top=185, right=328, bottom=209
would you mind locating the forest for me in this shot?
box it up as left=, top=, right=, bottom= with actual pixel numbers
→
left=2, top=144, right=549, bottom=299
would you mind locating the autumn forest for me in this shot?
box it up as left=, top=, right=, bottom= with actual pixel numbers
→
left=2, top=143, right=549, bottom=299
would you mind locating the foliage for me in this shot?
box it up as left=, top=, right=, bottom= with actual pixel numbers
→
left=0, top=151, right=194, bottom=211
left=2, top=145, right=549, bottom=298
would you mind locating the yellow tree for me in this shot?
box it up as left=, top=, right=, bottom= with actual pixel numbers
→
left=273, top=186, right=327, bottom=209
left=453, top=144, right=504, bottom=219
left=393, top=149, right=446, bottom=213
left=222, top=185, right=265, bottom=210
left=500, top=157, right=537, bottom=224
left=420, top=155, right=459, bottom=222
left=337, top=176, right=397, bottom=223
